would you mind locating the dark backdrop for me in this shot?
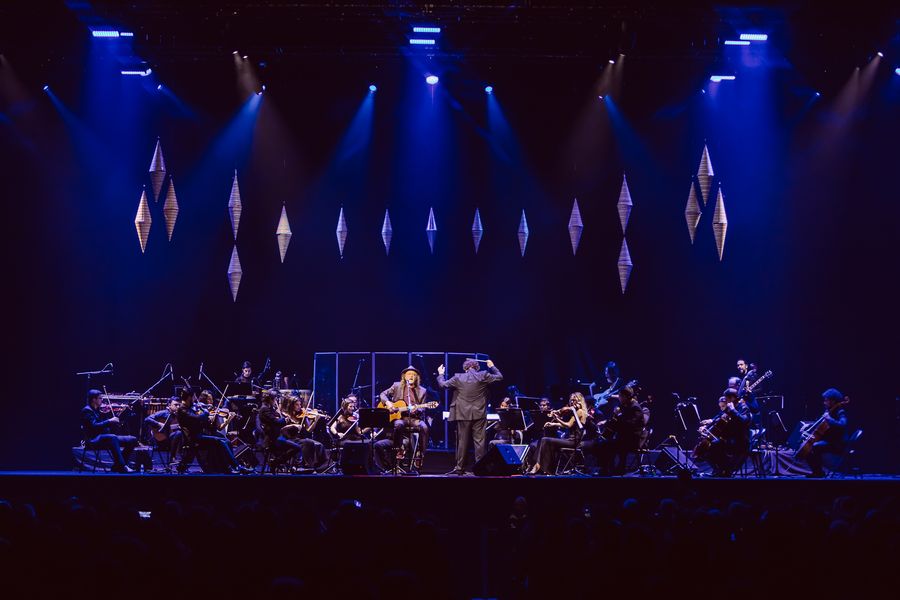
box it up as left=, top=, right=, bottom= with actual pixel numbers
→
left=1, top=4, right=898, bottom=469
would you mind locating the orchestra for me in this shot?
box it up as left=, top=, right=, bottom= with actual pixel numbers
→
left=74, top=356, right=846, bottom=478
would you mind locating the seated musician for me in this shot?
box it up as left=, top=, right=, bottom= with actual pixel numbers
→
left=698, top=388, right=750, bottom=477
left=523, top=398, right=552, bottom=471
left=199, top=390, right=234, bottom=437
left=489, top=397, right=513, bottom=446
left=177, top=387, right=251, bottom=474
left=527, top=393, right=589, bottom=475
left=144, top=397, right=182, bottom=466
left=235, top=360, right=253, bottom=384
left=277, top=393, right=328, bottom=471
left=379, top=367, right=430, bottom=472
left=81, top=389, right=138, bottom=473
left=330, top=395, right=367, bottom=443
left=805, top=388, right=849, bottom=478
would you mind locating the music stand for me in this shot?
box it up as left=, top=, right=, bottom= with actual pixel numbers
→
left=498, top=408, right=527, bottom=444
left=358, top=408, right=392, bottom=475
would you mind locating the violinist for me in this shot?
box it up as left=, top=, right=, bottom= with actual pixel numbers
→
left=144, top=397, right=182, bottom=466
left=805, top=388, right=849, bottom=478
left=330, top=395, right=369, bottom=443
left=199, top=390, right=234, bottom=437
left=522, top=398, right=552, bottom=472
left=259, top=392, right=326, bottom=472
left=177, top=387, right=251, bottom=474
left=697, top=388, right=750, bottom=477
left=81, top=389, right=138, bottom=473
left=527, top=393, right=589, bottom=475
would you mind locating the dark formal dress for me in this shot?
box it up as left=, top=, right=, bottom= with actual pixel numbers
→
left=257, top=405, right=326, bottom=469
left=81, top=405, right=138, bottom=472
left=807, top=407, right=848, bottom=476
left=177, top=406, right=241, bottom=473
left=438, top=366, right=503, bottom=471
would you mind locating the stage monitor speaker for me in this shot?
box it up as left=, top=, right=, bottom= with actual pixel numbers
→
left=473, top=444, right=528, bottom=476
left=340, top=442, right=379, bottom=475
left=652, top=446, right=698, bottom=473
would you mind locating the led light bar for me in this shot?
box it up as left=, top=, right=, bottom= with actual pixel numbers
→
left=413, top=27, right=441, bottom=33
left=710, top=75, right=736, bottom=82
left=409, top=38, right=436, bottom=46
left=724, top=40, right=750, bottom=46
left=739, top=33, right=768, bottom=41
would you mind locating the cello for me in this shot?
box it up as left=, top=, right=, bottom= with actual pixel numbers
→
left=796, top=397, right=850, bottom=459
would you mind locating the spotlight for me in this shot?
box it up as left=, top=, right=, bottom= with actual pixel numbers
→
left=484, top=85, right=493, bottom=94
left=709, top=75, right=736, bottom=82
left=42, top=84, right=49, bottom=92
left=425, top=75, right=439, bottom=85
left=409, top=39, right=436, bottom=46
left=876, top=52, right=883, bottom=58
left=242, top=55, right=248, bottom=60
left=598, top=95, right=604, bottom=100
left=815, top=91, right=821, bottom=97
left=413, top=26, right=441, bottom=34
left=895, top=68, right=900, bottom=76
left=261, top=84, right=266, bottom=91
left=157, top=84, right=163, bottom=90
left=724, top=40, right=751, bottom=46
left=739, top=33, right=768, bottom=41
left=91, top=29, right=119, bottom=38
left=369, top=84, right=377, bottom=92
left=233, top=50, right=239, bottom=55
left=608, top=59, right=615, bottom=64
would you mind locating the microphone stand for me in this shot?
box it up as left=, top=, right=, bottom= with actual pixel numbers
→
left=138, top=364, right=173, bottom=445
left=198, top=365, right=225, bottom=398
left=75, top=363, right=114, bottom=390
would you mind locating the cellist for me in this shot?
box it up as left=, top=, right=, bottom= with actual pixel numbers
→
left=805, top=388, right=849, bottom=478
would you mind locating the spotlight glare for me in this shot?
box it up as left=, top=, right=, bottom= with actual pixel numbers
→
left=242, top=55, right=248, bottom=60
left=157, top=84, right=163, bottom=90
left=409, top=38, right=436, bottom=46
left=598, top=95, right=604, bottom=100
left=815, top=91, right=821, bottom=97
left=876, top=52, right=883, bottom=58
left=739, top=33, right=768, bottom=41
left=261, top=84, right=266, bottom=91
left=608, top=59, right=615, bottom=64
left=369, top=84, right=377, bottom=92
left=724, top=40, right=751, bottom=46
left=895, top=68, right=900, bottom=76
left=425, top=75, right=439, bottom=85
left=484, top=85, right=493, bottom=94
left=233, top=50, right=239, bottom=55
left=710, top=75, right=736, bottom=82
left=42, top=84, right=49, bottom=91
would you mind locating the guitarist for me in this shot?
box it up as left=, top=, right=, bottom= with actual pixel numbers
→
left=735, top=359, right=763, bottom=426
left=806, top=388, right=849, bottom=478
left=380, top=366, right=431, bottom=472
left=144, top=397, right=183, bottom=466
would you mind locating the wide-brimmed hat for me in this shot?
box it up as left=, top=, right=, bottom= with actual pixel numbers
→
left=400, top=366, right=421, bottom=378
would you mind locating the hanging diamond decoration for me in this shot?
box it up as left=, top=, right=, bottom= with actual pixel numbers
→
left=517, top=210, right=529, bottom=257
left=712, top=186, right=728, bottom=261
left=162, top=178, right=179, bottom=241
left=617, top=175, right=633, bottom=234
left=227, top=246, right=242, bottom=301
left=228, top=169, right=242, bottom=240
left=568, top=198, right=583, bottom=255
left=381, top=209, right=393, bottom=255
left=134, top=187, right=152, bottom=253
left=685, top=180, right=702, bottom=244
left=472, top=208, right=484, bottom=254
left=336, top=207, right=348, bottom=258
left=696, top=143, right=715, bottom=206
left=426, top=207, right=437, bottom=254
left=148, top=138, right=166, bottom=201
left=276, top=205, right=292, bottom=263
left=617, top=238, right=633, bottom=294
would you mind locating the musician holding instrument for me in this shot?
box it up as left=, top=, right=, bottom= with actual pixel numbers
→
left=330, top=395, right=369, bottom=443
left=804, top=388, right=849, bottom=478
left=527, top=393, right=589, bottom=475
left=695, top=388, right=751, bottom=477
left=380, top=366, right=431, bottom=473
left=735, top=359, right=763, bottom=425
left=438, top=359, right=503, bottom=476
left=259, top=391, right=326, bottom=472
left=177, top=387, right=251, bottom=474
left=592, top=361, right=622, bottom=407
left=144, top=397, right=182, bottom=466
left=81, top=389, right=138, bottom=473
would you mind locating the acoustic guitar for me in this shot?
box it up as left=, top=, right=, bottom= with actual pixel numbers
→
left=376, top=400, right=439, bottom=422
